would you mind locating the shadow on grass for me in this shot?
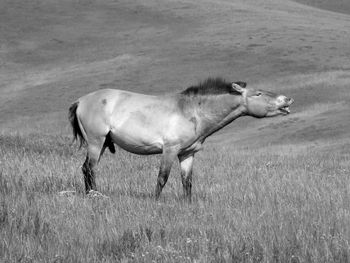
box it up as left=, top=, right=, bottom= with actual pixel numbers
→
left=105, top=187, right=214, bottom=204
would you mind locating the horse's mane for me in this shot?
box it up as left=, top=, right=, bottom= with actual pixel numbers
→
left=181, top=77, right=240, bottom=96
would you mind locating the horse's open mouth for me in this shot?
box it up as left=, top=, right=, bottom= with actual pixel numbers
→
left=279, top=106, right=290, bottom=115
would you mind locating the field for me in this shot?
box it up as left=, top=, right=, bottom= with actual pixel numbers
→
left=1, top=0, right=350, bottom=262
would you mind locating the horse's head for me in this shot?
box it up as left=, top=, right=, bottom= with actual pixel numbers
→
left=231, top=82, right=294, bottom=118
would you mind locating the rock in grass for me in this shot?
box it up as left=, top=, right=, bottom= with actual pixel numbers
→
left=58, top=190, right=76, bottom=197
left=87, top=190, right=109, bottom=199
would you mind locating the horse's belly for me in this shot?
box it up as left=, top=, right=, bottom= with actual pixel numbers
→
left=110, top=130, right=163, bottom=155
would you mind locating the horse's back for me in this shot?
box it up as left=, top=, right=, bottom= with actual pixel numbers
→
left=78, top=89, right=156, bottom=111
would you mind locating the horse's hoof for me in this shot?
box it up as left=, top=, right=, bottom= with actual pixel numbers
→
left=87, top=190, right=109, bottom=199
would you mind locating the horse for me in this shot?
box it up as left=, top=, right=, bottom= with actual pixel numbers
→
left=68, top=78, right=293, bottom=200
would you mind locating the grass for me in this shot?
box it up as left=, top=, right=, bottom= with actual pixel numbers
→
left=1, top=133, right=350, bottom=262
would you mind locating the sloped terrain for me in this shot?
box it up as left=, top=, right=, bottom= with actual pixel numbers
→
left=1, top=0, right=350, bottom=147
left=293, top=0, right=350, bottom=15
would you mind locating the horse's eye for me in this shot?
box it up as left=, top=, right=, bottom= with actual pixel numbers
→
left=255, top=92, right=262, bottom=96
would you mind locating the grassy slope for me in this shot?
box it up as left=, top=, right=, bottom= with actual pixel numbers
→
left=1, top=0, right=350, bottom=262
left=293, top=0, right=350, bottom=15
left=1, top=0, right=350, bottom=135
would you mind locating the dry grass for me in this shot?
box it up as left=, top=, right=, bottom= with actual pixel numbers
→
left=1, top=133, right=350, bottom=262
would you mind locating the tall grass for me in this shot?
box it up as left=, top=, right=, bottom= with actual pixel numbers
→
left=0, top=133, right=349, bottom=262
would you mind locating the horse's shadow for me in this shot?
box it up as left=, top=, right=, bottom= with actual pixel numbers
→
left=119, top=188, right=213, bottom=204
left=124, top=189, right=154, bottom=200
left=59, top=187, right=212, bottom=203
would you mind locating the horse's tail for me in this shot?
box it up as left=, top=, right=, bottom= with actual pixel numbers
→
left=68, top=101, right=87, bottom=148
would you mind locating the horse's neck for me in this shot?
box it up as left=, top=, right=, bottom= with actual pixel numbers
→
left=194, top=95, right=245, bottom=140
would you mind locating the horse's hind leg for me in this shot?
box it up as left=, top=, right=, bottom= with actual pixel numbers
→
left=82, top=139, right=106, bottom=194
left=82, top=154, right=97, bottom=193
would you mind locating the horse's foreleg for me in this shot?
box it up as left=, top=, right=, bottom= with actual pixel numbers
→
left=179, top=154, right=194, bottom=202
left=82, top=142, right=105, bottom=194
left=155, top=148, right=178, bottom=200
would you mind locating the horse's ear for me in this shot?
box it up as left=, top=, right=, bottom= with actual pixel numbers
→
left=233, top=81, right=247, bottom=88
left=231, top=82, right=246, bottom=94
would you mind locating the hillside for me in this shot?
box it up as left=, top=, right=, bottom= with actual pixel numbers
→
left=293, top=0, right=350, bottom=15
left=1, top=0, right=349, bottom=149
